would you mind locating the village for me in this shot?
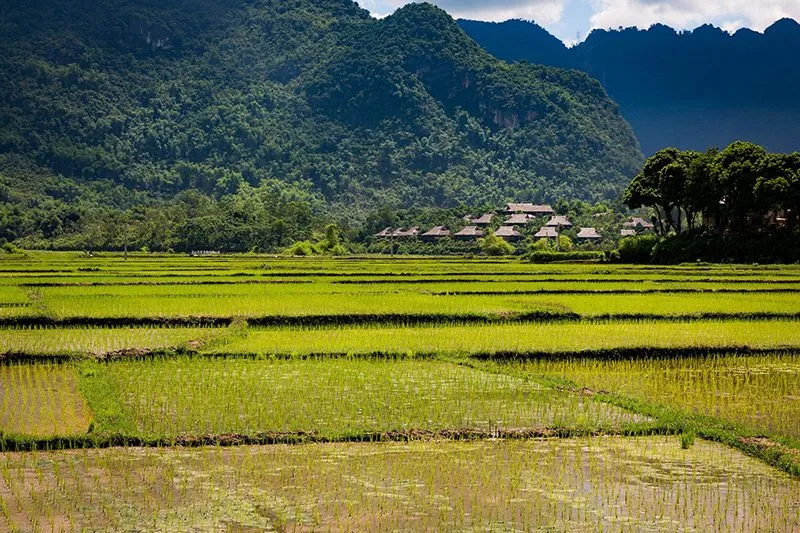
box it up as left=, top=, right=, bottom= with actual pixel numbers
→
left=374, top=203, right=655, bottom=245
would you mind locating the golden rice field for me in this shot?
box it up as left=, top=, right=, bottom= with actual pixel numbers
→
left=0, top=252, right=799, bottom=531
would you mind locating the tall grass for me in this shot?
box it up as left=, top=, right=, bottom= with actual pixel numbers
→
left=213, top=319, right=800, bottom=356
left=0, top=327, right=216, bottom=355
left=78, top=357, right=641, bottom=438
left=516, top=352, right=800, bottom=440
left=0, top=363, right=90, bottom=436
left=0, top=438, right=798, bottom=531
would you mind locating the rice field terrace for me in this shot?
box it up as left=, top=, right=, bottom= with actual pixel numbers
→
left=1, top=252, right=799, bottom=531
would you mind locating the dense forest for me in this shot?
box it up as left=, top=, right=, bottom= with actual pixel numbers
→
left=621, top=142, right=800, bottom=263
left=460, top=18, right=800, bottom=154
left=625, top=141, right=800, bottom=234
left=0, top=0, right=643, bottom=251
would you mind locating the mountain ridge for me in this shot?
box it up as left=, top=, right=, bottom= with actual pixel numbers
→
left=459, top=17, right=800, bottom=154
left=0, top=0, right=643, bottom=248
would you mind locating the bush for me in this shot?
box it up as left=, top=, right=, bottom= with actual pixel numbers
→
left=650, top=230, right=800, bottom=264
left=478, top=233, right=515, bottom=256
left=2, top=242, right=23, bottom=254
left=283, top=240, right=318, bottom=256
left=529, top=238, right=550, bottom=251
left=618, top=233, right=660, bottom=263
left=525, top=251, right=606, bottom=263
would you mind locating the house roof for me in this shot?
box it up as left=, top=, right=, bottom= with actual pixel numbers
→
left=505, top=203, right=555, bottom=215
left=534, top=226, right=559, bottom=238
left=471, top=213, right=495, bottom=225
left=392, top=227, right=420, bottom=237
left=545, top=215, right=573, bottom=227
left=504, top=213, right=534, bottom=225
left=421, top=226, right=450, bottom=237
left=375, top=227, right=393, bottom=237
left=623, top=217, right=655, bottom=229
left=495, top=226, right=522, bottom=238
left=620, top=229, right=637, bottom=237
left=454, top=225, right=484, bottom=237
left=577, top=227, right=602, bottom=239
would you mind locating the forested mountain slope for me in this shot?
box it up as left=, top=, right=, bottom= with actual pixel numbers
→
left=460, top=18, right=800, bottom=155
left=0, top=0, right=642, bottom=248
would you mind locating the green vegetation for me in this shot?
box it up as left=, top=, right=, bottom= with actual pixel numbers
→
left=623, top=141, right=800, bottom=262
left=1, top=438, right=798, bottom=531
left=0, top=327, right=217, bottom=356
left=0, top=0, right=642, bottom=251
left=78, top=357, right=641, bottom=439
left=0, top=253, right=798, bottom=529
left=518, top=352, right=800, bottom=441
left=0, top=363, right=90, bottom=436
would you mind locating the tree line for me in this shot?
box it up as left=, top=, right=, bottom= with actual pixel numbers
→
left=624, top=141, right=800, bottom=235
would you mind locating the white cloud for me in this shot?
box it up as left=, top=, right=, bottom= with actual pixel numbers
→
left=589, top=0, right=800, bottom=33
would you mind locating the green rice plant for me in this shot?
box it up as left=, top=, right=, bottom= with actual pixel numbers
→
left=0, top=437, right=798, bottom=531
left=212, top=319, right=800, bottom=356
left=78, top=357, right=642, bottom=438
left=515, top=352, right=800, bottom=441
left=0, top=363, right=91, bottom=436
left=0, top=326, right=217, bottom=356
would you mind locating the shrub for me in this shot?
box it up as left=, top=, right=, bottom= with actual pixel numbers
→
left=478, top=233, right=515, bottom=256
left=283, top=240, right=318, bottom=256
left=525, top=251, right=605, bottom=263
left=618, top=233, right=660, bottom=263
left=2, top=242, right=23, bottom=254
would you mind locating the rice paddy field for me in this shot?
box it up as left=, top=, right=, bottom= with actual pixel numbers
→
left=1, top=251, right=799, bottom=531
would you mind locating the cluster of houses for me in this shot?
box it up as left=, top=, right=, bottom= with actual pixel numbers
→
left=375, top=204, right=655, bottom=244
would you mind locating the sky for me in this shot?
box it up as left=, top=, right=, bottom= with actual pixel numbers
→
left=358, top=0, right=800, bottom=45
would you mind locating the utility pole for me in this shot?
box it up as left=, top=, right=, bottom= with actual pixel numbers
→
left=556, top=222, right=562, bottom=252
left=123, top=222, right=128, bottom=260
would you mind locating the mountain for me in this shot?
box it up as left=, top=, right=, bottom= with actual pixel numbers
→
left=0, top=1, right=643, bottom=248
left=459, top=18, right=800, bottom=154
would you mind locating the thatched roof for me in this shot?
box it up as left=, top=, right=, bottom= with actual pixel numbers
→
left=392, top=227, right=420, bottom=238
left=505, top=203, right=555, bottom=215
left=471, top=213, right=494, bottom=225
left=495, top=226, right=522, bottom=239
left=504, top=213, right=533, bottom=225
left=623, top=217, right=655, bottom=229
left=545, top=215, right=573, bottom=228
left=620, top=229, right=637, bottom=237
left=577, top=227, right=602, bottom=239
left=534, top=226, right=559, bottom=239
left=454, top=225, right=485, bottom=238
left=421, top=226, right=451, bottom=238
left=375, top=227, right=393, bottom=237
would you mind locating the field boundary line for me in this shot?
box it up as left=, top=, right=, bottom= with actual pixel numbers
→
left=0, top=424, right=675, bottom=452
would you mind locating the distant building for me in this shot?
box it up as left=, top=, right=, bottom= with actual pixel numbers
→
left=471, top=213, right=495, bottom=225
left=504, top=213, right=534, bottom=225
left=534, top=226, right=559, bottom=239
left=391, top=227, right=419, bottom=238
left=454, top=226, right=485, bottom=240
left=623, top=217, right=655, bottom=230
left=375, top=227, right=394, bottom=238
left=576, top=227, right=602, bottom=241
left=545, top=215, right=573, bottom=228
left=494, top=226, right=522, bottom=241
left=620, top=229, right=637, bottom=237
left=504, top=203, right=555, bottom=216
left=421, top=226, right=451, bottom=241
